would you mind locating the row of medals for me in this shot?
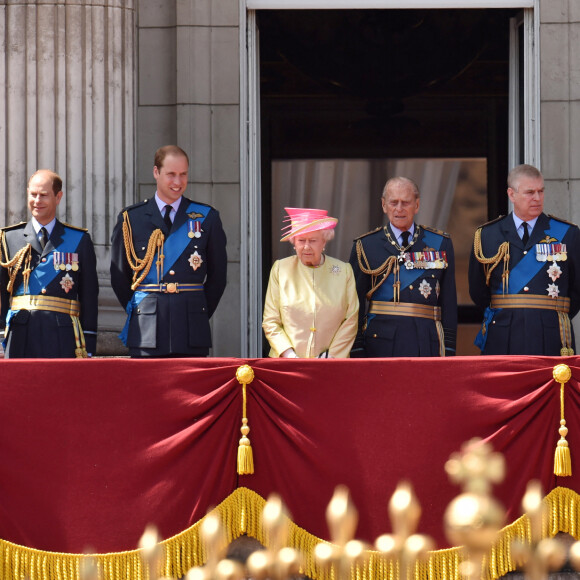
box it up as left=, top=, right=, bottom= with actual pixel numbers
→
left=536, top=243, right=566, bottom=262
left=53, top=252, right=79, bottom=271
left=399, top=251, right=448, bottom=270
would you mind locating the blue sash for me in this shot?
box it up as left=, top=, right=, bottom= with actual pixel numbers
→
left=475, top=218, right=570, bottom=350
left=503, top=219, right=568, bottom=294
left=119, top=202, right=209, bottom=346
left=4, top=226, right=84, bottom=346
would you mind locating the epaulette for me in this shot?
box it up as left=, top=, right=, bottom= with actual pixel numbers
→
left=62, top=222, right=88, bottom=232
left=420, top=224, right=450, bottom=238
left=0, top=221, right=26, bottom=231
left=476, top=215, right=505, bottom=229
left=354, top=226, right=382, bottom=241
left=123, top=199, right=149, bottom=212
left=548, top=214, right=578, bottom=227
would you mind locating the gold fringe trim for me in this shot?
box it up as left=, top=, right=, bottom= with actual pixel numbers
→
left=2, top=487, right=580, bottom=580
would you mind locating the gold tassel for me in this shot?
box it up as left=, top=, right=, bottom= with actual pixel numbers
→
left=236, top=365, right=255, bottom=475
left=553, top=364, right=572, bottom=477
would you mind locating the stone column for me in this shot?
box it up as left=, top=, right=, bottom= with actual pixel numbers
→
left=0, top=0, right=135, bottom=352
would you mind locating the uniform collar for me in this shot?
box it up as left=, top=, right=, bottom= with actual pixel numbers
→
left=31, top=216, right=56, bottom=236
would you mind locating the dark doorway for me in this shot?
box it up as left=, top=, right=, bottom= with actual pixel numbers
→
left=258, top=8, right=518, bottom=355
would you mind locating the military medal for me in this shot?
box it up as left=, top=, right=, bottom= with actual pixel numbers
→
left=53, top=252, right=79, bottom=271
left=547, top=262, right=562, bottom=282
left=60, top=272, right=74, bottom=293
left=419, top=279, right=432, bottom=299
left=536, top=243, right=567, bottom=262
left=188, top=220, right=202, bottom=239
left=188, top=251, right=203, bottom=271
left=547, top=283, right=560, bottom=298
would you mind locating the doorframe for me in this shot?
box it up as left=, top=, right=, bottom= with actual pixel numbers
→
left=239, top=0, right=540, bottom=357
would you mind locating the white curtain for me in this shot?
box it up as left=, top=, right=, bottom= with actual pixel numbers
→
left=271, top=158, right=462, bottom=263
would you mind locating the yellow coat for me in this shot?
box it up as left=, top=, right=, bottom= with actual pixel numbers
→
left=262, top=255, right=359, bottom=358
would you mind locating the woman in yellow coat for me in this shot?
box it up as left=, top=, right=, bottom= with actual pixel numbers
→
left=263, top=207, right=359, bottom=358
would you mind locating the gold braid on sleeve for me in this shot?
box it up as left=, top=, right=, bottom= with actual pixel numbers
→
left=473, top=227, right=510, bottom=293
left=0, top=232, right=33, bottom=295
left=355, top=239, right=400, bottom=301
left=121, top=211, right=166, bottom=290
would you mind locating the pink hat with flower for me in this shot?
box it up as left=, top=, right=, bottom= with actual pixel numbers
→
left=280, top=207, right=338, bottom=242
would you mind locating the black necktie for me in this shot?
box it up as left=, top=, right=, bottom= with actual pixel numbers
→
left=39, top=227, right=48, bottom=250
left=522, top=222, right=529, bottom=246
left=401, top=230, right=410, bottom=247
left=163, top=205, right=173, bottom=230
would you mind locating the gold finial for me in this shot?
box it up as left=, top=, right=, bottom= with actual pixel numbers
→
left=80, top=554, right=99, bottom=580
left=511, top=481, right=566, bottom=580
left=445, top=437, right=504, bottom=495
left=444, top=438, right=506, bottom=580
left=139, top=524, right=163, bottom=580
left=236, top=364, right=255, bottom=385
left=247, top=494, right=301, bottom=580
left=375, top=481, right=435, bottom=580
left=314, top=486, right=367, bottom=580
left=186, top=512, right=244, bottom=580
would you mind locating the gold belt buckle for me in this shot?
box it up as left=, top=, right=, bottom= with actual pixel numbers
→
left=166, top=282, right=178, bottom=293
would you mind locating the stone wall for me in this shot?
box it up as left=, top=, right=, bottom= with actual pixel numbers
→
left=136, top=0, right=242, bottom=356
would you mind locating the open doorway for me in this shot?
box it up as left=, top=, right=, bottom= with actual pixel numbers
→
left=258, top=8, right=518, bottom=355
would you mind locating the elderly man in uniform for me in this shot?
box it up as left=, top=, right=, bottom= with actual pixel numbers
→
left=469, top=163, right=580, bottom=355
left=0, top=169, right=99, bottom=358
left=110, top=145, right=227, bottom=357
left=349, top=176, right=457, bottom=357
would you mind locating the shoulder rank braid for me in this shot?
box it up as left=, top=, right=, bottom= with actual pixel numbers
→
left=0, top=230, right=33, bottom=294
left=355, top=239, right=401, bottom=301
left=473, top=227, right=510, bottom=292
left=122, top=211, right=166, bottom=290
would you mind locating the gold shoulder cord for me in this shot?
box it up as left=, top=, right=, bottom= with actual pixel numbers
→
left=121, top=211, right=166, bottom=290
left=0, top=231, right=33, bottom=294
left=473, top=227, right=510, bottom=293
left=356, top=239, right=400, bottom=301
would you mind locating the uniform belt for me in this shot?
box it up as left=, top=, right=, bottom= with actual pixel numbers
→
left=11, top=295, right=81, bottom=317
left=137, top=283, right=203, bottom=294
left=369, top=301, right=442, bottom=321
left=491, top=294, right=570, bottom=313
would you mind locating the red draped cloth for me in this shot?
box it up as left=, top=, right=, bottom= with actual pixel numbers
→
left=0, top=356, right=578, bottom=553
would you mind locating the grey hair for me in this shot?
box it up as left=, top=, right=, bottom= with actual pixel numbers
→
left=382, top=177, right=420, bottom=200
left=507, top=164, right=543, bottom=191
left=289, top=228, right=335, bottom=245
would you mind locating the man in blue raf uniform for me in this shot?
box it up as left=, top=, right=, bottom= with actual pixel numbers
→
left=469, top=164, right=580, bottom=355
left=110, top=145, right=227, bottom=357
left=0, top=169, right=99, bottom=358
left=349, top=177, right=457, bottom=357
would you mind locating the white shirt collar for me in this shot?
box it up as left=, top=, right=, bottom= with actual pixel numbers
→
left=155, top=192, right=181, bottom=216
left=513, top=214, right=538, bottom=233
left=31, top=217, right=56, bottom=236
left=390, top=223, right=415, bottom=245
